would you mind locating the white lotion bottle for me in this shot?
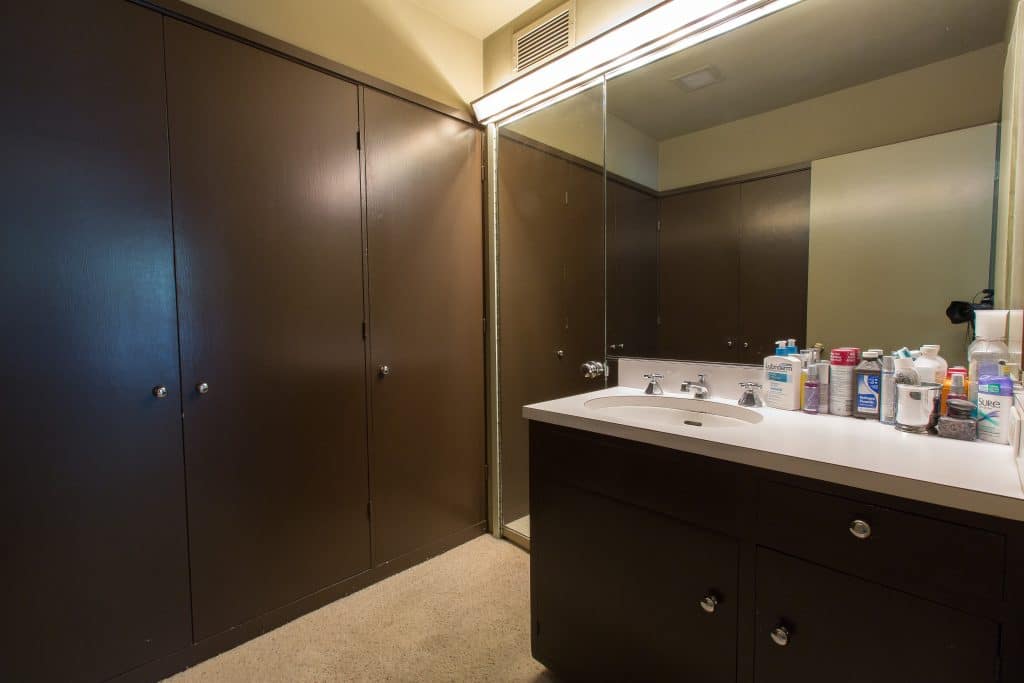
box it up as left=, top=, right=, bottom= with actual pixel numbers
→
left=763, top=354, right=801, bottom=410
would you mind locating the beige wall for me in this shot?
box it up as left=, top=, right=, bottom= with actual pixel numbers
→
left=658, top=45, right=1005, bottom=190
left=182, top=0, right=483, bottom=111
left=483, top=0, right=661, bottom=92
left=806, top=125, right=998, bottom=366
left=608, top=114, right=658, bottom=188
left=997, top=1, right=1024, bottom=309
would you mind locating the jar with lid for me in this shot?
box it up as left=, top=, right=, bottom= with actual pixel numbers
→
left=936, top=399, right=978, bottom=441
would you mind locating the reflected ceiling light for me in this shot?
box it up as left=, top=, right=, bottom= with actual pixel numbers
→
left=472, top=0, right=805, bottom=125
left=499, top=77, right=605, bottom=128
left=673, top=66, right=723, bottom=92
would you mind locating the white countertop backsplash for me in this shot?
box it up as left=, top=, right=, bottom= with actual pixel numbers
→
left=617, top=358, right=765, bottom=400
left=525, top=358, right=1024, bottom=521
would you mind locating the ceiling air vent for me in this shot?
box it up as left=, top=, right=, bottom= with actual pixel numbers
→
left=513, top=2, right=576, bottom=73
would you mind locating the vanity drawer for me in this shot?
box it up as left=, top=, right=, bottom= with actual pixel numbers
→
left=530, top=423, right=742, bottom=536
left=756, top=481, right=1006, bottom=602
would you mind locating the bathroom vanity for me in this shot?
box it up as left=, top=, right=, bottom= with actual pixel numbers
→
left=526, top=387, right=1024, bottom=682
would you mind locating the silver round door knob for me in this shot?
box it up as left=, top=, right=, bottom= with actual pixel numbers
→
left=849, top=519, right=872, bottom=540
left=699, top=594, right=719, bottom=614
left=152, top=385, right=168, bottom=399
left=555, top=349, right=565, bottom=359
left=196, top=382, right=210, bottom=395
left=378, top=365, right=390, bottom=377
left=771, top=625, right=791, bottom=647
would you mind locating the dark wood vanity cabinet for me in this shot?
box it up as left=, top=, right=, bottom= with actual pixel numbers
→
left=533, top=480, right=738, bottom=682
left=530, top=421, right=1020, bottom=682
left=754, top=549, right=999, bottom=683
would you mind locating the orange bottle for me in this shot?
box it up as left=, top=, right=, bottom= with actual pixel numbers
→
left=940, top=367, right=969, bottom=415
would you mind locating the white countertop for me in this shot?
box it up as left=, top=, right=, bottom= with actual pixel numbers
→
left=524, top=386, right=1024, bottom=521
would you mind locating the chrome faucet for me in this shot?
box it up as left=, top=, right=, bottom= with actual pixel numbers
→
left=681, top=374, right=710, bottom=399
left=643, top=373, right=664, bottom=395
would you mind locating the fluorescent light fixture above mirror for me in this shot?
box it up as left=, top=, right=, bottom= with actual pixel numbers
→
left=472, top=0, right=805, bottom=125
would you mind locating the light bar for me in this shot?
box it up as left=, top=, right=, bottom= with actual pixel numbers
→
left=472, top=0, right=805, bottom=125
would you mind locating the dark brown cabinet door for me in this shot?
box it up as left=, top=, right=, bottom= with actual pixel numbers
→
left=498, top=136, right=570, bottom=523
left=562, top=161, right=607, bottom=395
left=363, top=90, right=485, bottom=564
left=0, top=3, right=190, bottom=680
left=658, top=185, right=742, bottom=361
left=165, top=20, right=370, bottom=639
left=532, top=481, right=738, bottom=682
left=755, top=549, right=999, bottom=683
left=738, top=171, right=810, bottom=363
left=607, top=180, right=659, bottom=359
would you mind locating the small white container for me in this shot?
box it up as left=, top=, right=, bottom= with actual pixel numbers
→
left=914, top=345, right=947, bottom=384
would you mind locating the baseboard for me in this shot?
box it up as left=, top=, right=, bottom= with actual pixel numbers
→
left=115, top=521, right=486, bottom=682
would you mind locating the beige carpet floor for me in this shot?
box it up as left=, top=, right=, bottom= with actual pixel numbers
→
left=165, top=535, right=554, bottom=682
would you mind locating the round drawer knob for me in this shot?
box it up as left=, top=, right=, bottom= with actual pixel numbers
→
left=849, top=519, right=872, bottom=540
left=378, top=365, right=390, bottom=377
left=196, top=382, right=210, bottom=395
left=555, top=349, right=565, bottom=359
left=152, top=385, right=168, bottom=399
left=770, top=625, right=790, bottom=647
left=699, top=594, right=719, bottom=614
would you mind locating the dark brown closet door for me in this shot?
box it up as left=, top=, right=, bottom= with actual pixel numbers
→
left=0, top=3, right=190, bottom=681
left=165, top=19, right=370, bottom=640
left=364, top=89, right=485, bottom=563
left=607, top=181, right=659, bottom=359
left=658, top=185, right=742, bottom=361
left=498, top=136, right=570, bottom=524
left=738, top=170, right=810, bottom=363
left=563, top=162, right=606, bottom=394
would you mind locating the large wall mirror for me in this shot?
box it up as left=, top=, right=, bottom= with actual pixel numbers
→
left=606, top=0, right=1012, bottom=367
left=496, top=82, right=606, bottom=538
left=491, top=0, right=1022, bottom=542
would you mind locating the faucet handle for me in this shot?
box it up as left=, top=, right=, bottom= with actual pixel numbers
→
left=738, top=382, right=764, bottom=407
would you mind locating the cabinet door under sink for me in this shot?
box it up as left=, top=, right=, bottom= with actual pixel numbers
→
left=532, top=481, right=738, bottom=682
left=754, top=548, right=999, bottom=683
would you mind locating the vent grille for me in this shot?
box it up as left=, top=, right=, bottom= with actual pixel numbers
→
left=514, top=2, right=575, bottom=73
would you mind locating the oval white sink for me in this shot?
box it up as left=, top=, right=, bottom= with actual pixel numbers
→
left=584, top=395, right=763, bottom=429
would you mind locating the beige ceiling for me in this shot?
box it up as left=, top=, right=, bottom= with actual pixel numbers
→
left=406, top=0, right=542, bottom=39
left=606, top=0, right=1011, bottom=141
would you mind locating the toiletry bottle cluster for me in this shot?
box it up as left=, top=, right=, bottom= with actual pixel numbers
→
left=761, top=311, right=1019, bottom=444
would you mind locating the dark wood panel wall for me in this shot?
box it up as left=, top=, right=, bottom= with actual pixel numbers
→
left=498, top=136, right=810, bottom=373
left=164, top=18, right=374, bottom=641
left=497, top=135, right=606, bottom=524
left=364, top=89, right=486, bottom=563
left=2, top=2, right=485, bottom=681
left=658, top=170, right=811, bottom=362
left=1, top=4, right=191, bottom=681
